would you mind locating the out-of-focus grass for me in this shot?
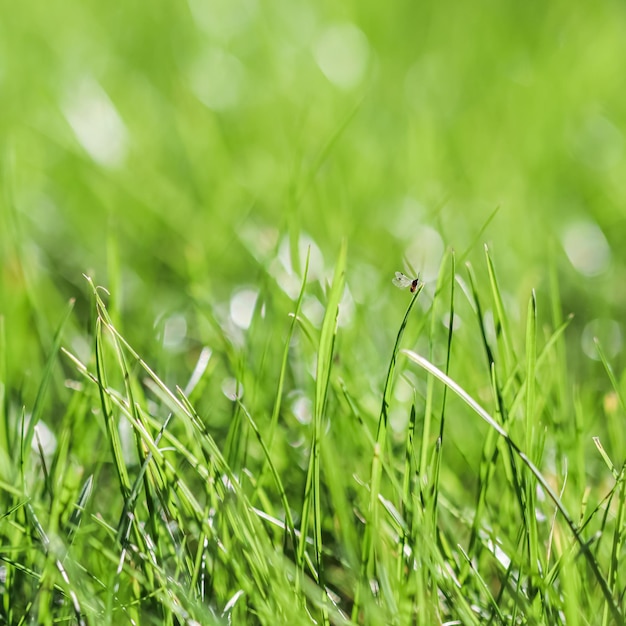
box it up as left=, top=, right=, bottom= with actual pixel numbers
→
left=1, top=0, right=626, bottom=623
left=3, top=1, right=626, bottom=329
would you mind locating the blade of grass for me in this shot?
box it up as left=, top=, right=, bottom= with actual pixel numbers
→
left=267, top=247, right=310, bottom=452
left=419, top=251, right=450, bottom=479
left=296, top=239, right=346, bottom=625
left=524, top=291, right=542, bottom=589
left=0, top=315, right=8, bottom=460
left=88, top=290, right=132, bottom=502
left=353, top=276, right=423, bottom=621
left=398, top=403, right=417, bottom=585
left=21, top=298, right=75, bottom=470
left=431, top=250, right=456, bottom=520
left=484, top=244, right=517, bottom=378
left=524, top=291, right=537, bottom=455
left=547, top=238, right=571, bottom=416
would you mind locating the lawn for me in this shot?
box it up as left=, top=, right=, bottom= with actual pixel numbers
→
left=1, top=1, right=625, bottom=624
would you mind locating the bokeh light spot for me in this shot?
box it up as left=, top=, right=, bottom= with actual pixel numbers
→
left=230, top=288, right=259, bottom=330
left=302, top=295, right=325, bottom=327
left=290, top=393, right=312, bottom=425
left=581, top=319, right=622, bottom=360
left=33, top=421, right=57, bottom=458
left=571, top=113, right=623, bottom=171
left=63, top=78, right=127, bottom=167
left=562, top=221, right=611, bottom=276
left=404, top=226, right=445, bottom=282
left=313, top=22, right=370, bottom=90
left=187, top=0, right=258, bottom=40
left=163, top=314, right=188, bottom=350
left=221, top=377, right=243, bottom=400
left=272, top=233, right=325, bottom=298
left=189, top=48, right=246, bottom=111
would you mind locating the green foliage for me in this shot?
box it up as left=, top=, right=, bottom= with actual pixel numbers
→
left=0, top=249, right=624, bottom=624
left=1, top=0, right=626, bottom=624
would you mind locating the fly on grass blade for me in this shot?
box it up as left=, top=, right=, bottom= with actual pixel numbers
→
left=392, top=271, right=420, bottom=293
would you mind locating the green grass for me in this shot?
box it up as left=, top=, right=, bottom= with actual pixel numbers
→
left=0, top=246, right=624, bottom=624
left=2, top=0, right=626, bottom=623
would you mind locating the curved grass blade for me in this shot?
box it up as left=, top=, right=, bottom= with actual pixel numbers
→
left=91, top=298, right=131, bottom=501
left=402, top=349, right=624, bottom=625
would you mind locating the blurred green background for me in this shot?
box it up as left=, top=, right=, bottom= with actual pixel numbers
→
left=2, top=0, right=626, bottom=406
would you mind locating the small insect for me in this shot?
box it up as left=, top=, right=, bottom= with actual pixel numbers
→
left=392, top=271, right=420, bottom=293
